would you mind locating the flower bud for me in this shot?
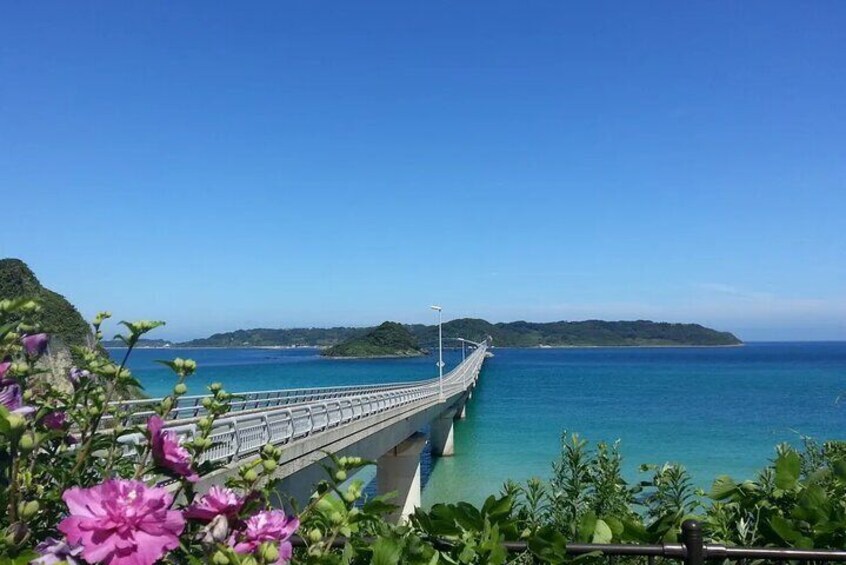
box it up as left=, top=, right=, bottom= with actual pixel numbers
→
left=3, top=522, right=29, bottom=547
left=18, top=432, right=36, bottom=453
left=330, top=511, right=344, bottom=525
left=244, top=469, right=258, bottom=482
left=334, top=470, right=347, bottom=482
left=210, top=382, right=222, bottom=393
left=308, top=528, right=323, bottom=542
left=258, top=542, right=279, bottom=564
left=7, top=412, right=27, bottom=432
left=212, top=551, right=230, bottom=565
left=173, top=383, right=188, bottom=395
left=343, top=492, right=356, bottom=503
left=201, top=397, right=214, bottom=409
left=161, top=397, right=174, bottom=412
left=262, top=459, right=277, bottom=472
left=17, top=500, right=39, bottom=520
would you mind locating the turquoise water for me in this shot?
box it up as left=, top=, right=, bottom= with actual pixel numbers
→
left=121, top=343, right=846, bottom=506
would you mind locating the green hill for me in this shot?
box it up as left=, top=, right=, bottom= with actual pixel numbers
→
left=322, top=321, right=425, bottom=358
left=409, top=318, right=741, bottom=347
left=184, top=318, right=741, bottom=348
left=0, top=258, right=91, bottom=349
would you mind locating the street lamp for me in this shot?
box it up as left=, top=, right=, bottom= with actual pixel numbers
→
left=430, top=305, right=444, bottom=401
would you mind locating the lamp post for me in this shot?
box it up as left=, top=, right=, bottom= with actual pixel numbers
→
left=430, top=305, right=444, bottom=401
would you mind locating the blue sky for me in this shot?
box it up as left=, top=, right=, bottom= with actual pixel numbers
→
left=2, top=2, right=844, bottom=341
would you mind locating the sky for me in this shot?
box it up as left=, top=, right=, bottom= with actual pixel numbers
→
left=1, top=2, right=844, bottom=341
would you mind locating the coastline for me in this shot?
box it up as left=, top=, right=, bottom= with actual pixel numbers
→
left=107, top=343, right=744, bottom=351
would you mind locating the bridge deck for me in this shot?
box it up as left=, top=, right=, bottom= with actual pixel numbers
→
left=114, top=340, right=488, bottom=484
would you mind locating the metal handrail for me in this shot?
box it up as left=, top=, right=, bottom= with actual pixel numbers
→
left=291, top=521, right=846, bottom=563
left=117, top=341, right=488, bottom=469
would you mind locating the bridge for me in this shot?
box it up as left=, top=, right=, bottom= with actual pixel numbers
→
left=114, top=338, right=490, bottom=521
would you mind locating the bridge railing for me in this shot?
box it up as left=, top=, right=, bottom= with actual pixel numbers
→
left=116, top=340, right=488, bottom=467
left=110, top=341, right=486, bottom=426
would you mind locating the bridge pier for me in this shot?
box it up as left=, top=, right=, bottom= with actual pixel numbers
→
left=430, top=409, right=457, bottom=457
left=456, top=403, right=467, bottom=420
left=377, top=432, right=427, bottom=523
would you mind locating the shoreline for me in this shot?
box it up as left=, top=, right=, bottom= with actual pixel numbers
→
left=106, top=343, right=744, bottom=351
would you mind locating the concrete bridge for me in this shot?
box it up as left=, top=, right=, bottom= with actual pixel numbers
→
left=114, top=338, right=489, bottom=521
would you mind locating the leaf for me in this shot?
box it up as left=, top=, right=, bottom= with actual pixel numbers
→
left=481, top=494, right=513, bottom=521
left=768, top=515, right=802, bottom=544
left=592, top=519, right=613, bottom=543
left=774, top=450, right=801, bottom=490
left=527, top=526, right=568, bottom=564
left=577, top=511, right=597, bottom=543
left=794, top=484, right=830, bottom=525
left=604, top=516, right=624, bottom=538
left=709, top=475, right=738, bottom=500
left=832, top=458, right=846, bottom=481
left=371, top=537, right=403, bottom=565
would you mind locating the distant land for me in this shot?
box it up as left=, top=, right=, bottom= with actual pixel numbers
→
left=177, top=319, right=742, bottom=348
left=322, top=321, right=425, bottom=358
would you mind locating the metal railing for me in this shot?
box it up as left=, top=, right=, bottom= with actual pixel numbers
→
left=292, top=521, right=846, bottom=564
left=116, top=340, right=488, bottom=467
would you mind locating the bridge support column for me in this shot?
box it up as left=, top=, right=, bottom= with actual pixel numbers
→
left=377, top=432, right=427, bottom=523
left=430, top=409, right=457, bottom=457
left=456, top=403, right=467, bottom=420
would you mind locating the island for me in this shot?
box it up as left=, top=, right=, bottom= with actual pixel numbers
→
left=183, top=319, right=742, bottom=349
left=321, top=321, right=426, bottom=358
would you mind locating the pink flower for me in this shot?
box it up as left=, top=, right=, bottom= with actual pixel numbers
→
left=21, top=333, right=49, bottom=357
left=147, top=415, right=198, bottom=482
left=234, top=510, right=299, bottom=563
left=43, top=411, right=67, bottom=430
left=185, top=485, right=245, bottom=522
left=58, top=479, right=185, bottom=565
left=0, top=360, right=10, bottom=379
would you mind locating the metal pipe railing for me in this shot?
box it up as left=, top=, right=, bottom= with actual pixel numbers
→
left=116, top=341, right=488, bottom=468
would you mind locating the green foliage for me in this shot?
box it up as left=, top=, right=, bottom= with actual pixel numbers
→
left=182, top=318, right=742, bottom=348
left=704, top=443, right=846, bottom=548
left=546, top=434, right=638, bottom=540
left=322, top=322, right=424, bottom=358
left=0, top=258, right=91, bottom=350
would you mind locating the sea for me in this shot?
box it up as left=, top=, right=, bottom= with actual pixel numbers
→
left=118, top=342, right=846, bottom=506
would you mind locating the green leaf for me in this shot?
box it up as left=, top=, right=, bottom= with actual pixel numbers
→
left=0, top=405, right=10, bottom=435
left=774, top=450, right=801, bottom=490
left=832, top=458, right=846, bottom=481
left=794, top=484, right=830, bottom=525
left=577, top=511, right=597, bottom=543
left=481, top=494, right=513, bottom=521
left=371, top=537, right=403, bottom=565
left=709, top=475, right=738, bottom=500
left=604, top=516, right=624, bottom=538
left=527, top=526, right=568, bottom=564
left=768, top=515, right=802, bottom=544
left=592, top=519, right=613, bottom=543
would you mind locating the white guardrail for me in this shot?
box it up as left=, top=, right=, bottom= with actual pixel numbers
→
left=114, top=340, right=487, bottom=467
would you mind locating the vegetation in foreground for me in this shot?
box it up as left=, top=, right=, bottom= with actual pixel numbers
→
left=321, top=321, right=425, bottom=358
left=1, top=300, right=842, bottom=565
